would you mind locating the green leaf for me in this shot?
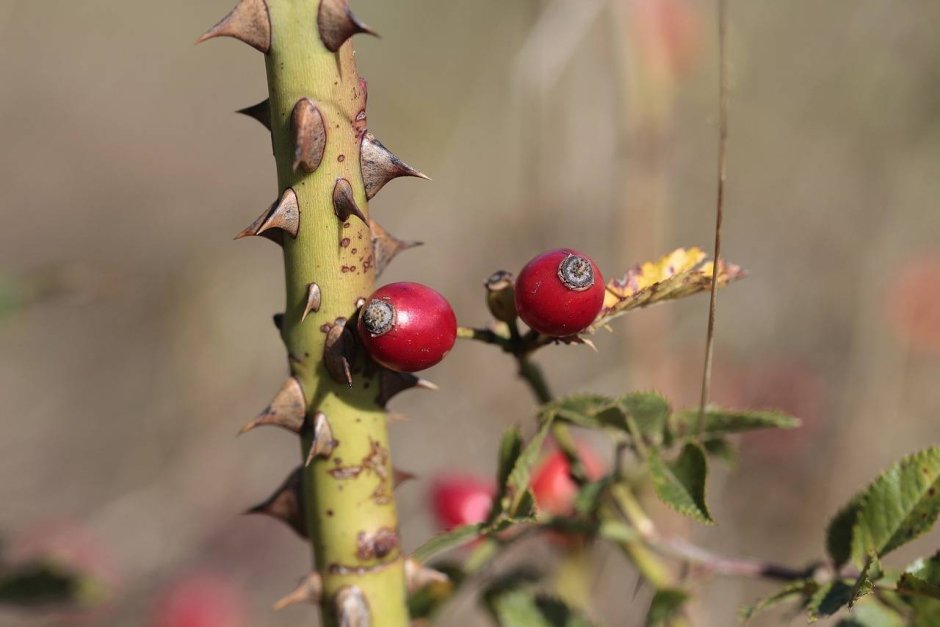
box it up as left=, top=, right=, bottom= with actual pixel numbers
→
left=702, top=437, right=737, bottom=464
left=835, top=598, right=907, bottom=627
left=645, top=588, right=689, bottom=626
left=0, top=561, right=99, bottom=608
left=670, top=408, right=800, bottom=440
left=490, top=589, right=597, bottom=627
left=739, top=580, right=818, bottom=621
left=898, top=573, right=940, bottom=600
left=503, top=414, right=556, bottom=515
left=905, top=552, right=940, bottom=586
left=808, top=581, right=854, bottom=622
left=596, top=521, right=639, bottom=544
left=490, top=427, right=524, bottom=522
left=573, top=479, right=609, bottom=517
left=850, top=555, right=879, bottom=607
left=648, top=443, right=714, bottom=524
left=619, top=392, right=671, bottom=445
left=539, top=394, right=622, bottom=431
left=827, top=498, right=863, bottom=568
left=412, top=524, right=484, bottom=563
left=850, top=447, right=940, bottom=564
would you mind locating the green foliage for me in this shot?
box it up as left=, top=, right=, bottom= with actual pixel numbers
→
left=488, top=589, right=597, bottom=627
left=898, top=553, right=940, bottom=600
left=834, top=599, right=907, bottom=627
left=0, top=560, right=100, bottom=608
left=739, top=580, right=817, bottom=621
left=807, top=581, right=855, bottom=622
left=826, top=447, right=940, bottom=568
left=412, top=524, right=486, bottom=563
left=648, top=443, right=714, bottom=524
left=669, top=408, right=800, bottom=441
left=645, top=588, right=689, bottom=626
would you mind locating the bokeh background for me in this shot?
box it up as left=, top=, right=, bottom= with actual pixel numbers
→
left=1, top=0, right=939, bottom=625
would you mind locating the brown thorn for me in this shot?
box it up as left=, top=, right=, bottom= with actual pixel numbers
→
left=375, top=368, right=437, bottom=407
left=196, top=0, right=271, bottom=54
left=245, top=467, right=307, bottom=538
left=369, top=219, right=423, bottom=278
left=273, top=313, right=284, bottom=331
left=273, top=572, right=322, bottom=611
left=302, top=283, right=322, bottom=323
left=305, top=412, right=337, bottom=467
left=333, top=178, right=368, bottom=225
left=317, top=0, right=379, bottom=53
left=393, top=467, right=416, bottom=489
left=323, top=318, right=356, bottom=387
left=236, top=99, right=271, bottom=131
left=360, top=133, right=429, bottom=200
left=292, top=98, right=327, bottom=174
left=235, top=188, right=300, bottom=243
left=334, top=586, right=371, bottom=627
left=404, top=559, right=449, bottom=594
left=238, top=377, right=306, bottom=435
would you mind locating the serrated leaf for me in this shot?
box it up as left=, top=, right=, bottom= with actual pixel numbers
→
left=645, top=588, right=689, bottom=626
left=670, top=408, right=800, bottom=440
left=591, top=247, right=745, bottom=332
left=739, top=580, right=818, bottom=621
left=702, top=437, right=737, bottom=464
left=503, top=415, right=556, bottom=515
left=539, top=394, right=622, bottom=431
left=835, top=598, right=907, bottom=627
left=412, top=524, right=484, bottom=563
left=808, top=581, right=854, bottom=622
left=850, top=447, right=940, bottom=564
left=573, top=479, right=609, bottom=517
left=906, top=552, right=940, bottom=586
left=648, top=443, right=713, bottom=524
left=490, top=589, right=597, bottom=627
left=850, top=556, right=878, bottom=607
left=827, top=498, right=863, bottom=569
left=898, top=573, right=940, bottom=600
left=619, top=392, right=671, bottom=445
left=490, top=427, right=524, bottom=522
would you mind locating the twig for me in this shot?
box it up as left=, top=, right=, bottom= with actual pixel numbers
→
left=697, top=0, right=731, bottom=437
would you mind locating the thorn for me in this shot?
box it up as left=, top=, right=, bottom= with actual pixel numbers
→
left=273, top=313, right=284, bottom=331
left=369, top=219, right=423, bottom=278
left=323, top=318, right=356, bottom=387
left=404, top=559, right=449, bottom=594
left=292, top=98, right=327, bottom=174
left=332, top=178, right=368, bottom=225
left=273, top=572, right=323, bottom=611
left=360, top=133, right=429, bottom=200
left=302, top=283, right=322, bottom=322
left=305, top=412, right=337, bottom=466
left=246, top=467, right=307, bottom=538
left=375, top=368, right=436, bottom=407
left=236, top=99, right=271, bottom=131
left=235, top=188, right=300, bottom=243
left=393, top=467, right=416, bottom=489
left=317, top=0, right=379, bottom=53
left=196, top=0, right=271, bottom=54
left=238, top=377, right=306, bottom=435
left=334, top=586, right=370, bottom=627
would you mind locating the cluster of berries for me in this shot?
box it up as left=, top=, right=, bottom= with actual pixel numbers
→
left=357, top=248, right=605, bottom=372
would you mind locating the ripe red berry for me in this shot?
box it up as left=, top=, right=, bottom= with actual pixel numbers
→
left=430, top=475, right=495, bottom=530
left=514, top=249, right=605, bottom=337
left=531, top=446, right=605, bottom=516
left=357, top=282, right=457, bottom=372
left=152, top=573, right=247, bottom=627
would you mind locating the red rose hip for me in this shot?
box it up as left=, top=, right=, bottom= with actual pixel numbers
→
left=358, top=282, right=457, bottom=372
left=429, top=475, right=495, bottom=530
left=515, top=248, right=605, bottom=337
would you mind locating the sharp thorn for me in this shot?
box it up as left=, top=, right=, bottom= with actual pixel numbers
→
left=369, top=218, right=423, bottom=278
left=292, top=98, right=327, bottom=174
left=302, top=283, right=322, bottom=323
left=333, top=178, right=368, bottom=225
left=360, top=133, right=428, bottom=200
left=235, top=188, right=300, bottom=243
left=245, top=467, right=307, bottom=538
left=305, top=412, right=337, bottom=466
left=404, top=559, right=449, bottom=594
left=238, top=377, right=306, bottom=435
left=375, top=368, right=437, bottom=407
left=273, top=572, right=323, bottom=611
left=323, top=318, right=357, bottom=387
left=196, top=0, right=272, bottom=54
left=236, top=99, right=272, bottom=131
left=318, top=0, right=379, bottom=53
left=393, top=467, right=416, bottom=489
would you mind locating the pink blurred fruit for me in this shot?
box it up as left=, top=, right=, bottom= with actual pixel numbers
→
left=628, top=0, right=704, bottom=83
left=151, top=574, right=247, bottom=627
left=531, top=446, right=606, bottom=516
left=887, top=253, right=940, bottom=353
left=429, top=475, right=495, bottom=530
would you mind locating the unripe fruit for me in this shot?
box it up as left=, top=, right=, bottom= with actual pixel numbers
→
left=358, top=282, right=457, bottom=372
left=514, top=249, right=605, bottom=337
left=484, top=270, right=517, bottom=324
left=429, top=475, right=495, bottom=530
left=531, top=446, right=605, bottom=516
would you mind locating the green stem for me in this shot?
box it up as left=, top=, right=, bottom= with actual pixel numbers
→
left=265, top=1, right=407, bottom=624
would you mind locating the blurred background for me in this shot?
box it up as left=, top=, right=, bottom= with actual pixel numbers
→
left=1, top=0, right=939, bottom=625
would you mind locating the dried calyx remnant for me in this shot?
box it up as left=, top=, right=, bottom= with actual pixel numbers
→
left=198, top=0, right=434, bottom=624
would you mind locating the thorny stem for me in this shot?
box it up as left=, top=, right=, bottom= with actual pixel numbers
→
left=697, top=0, right=730, bottom=436
left=264, top=1, right=407, bottom=624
